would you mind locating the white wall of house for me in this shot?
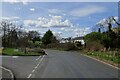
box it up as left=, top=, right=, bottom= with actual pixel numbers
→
left=60, top=40, right=69, bottom=43
left=73, top=39, right=85, bottom=45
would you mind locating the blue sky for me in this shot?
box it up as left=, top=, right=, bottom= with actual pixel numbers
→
left=1, top=2, right=118, bottom=38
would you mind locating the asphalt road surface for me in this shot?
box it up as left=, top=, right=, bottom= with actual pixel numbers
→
left=1, top=49, right=119, bottom=78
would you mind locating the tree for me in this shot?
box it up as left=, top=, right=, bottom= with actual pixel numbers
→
left=96, top=16, right=119, bottom=32
left=28, top=31, right=40, bottom=43
left=1, top=20, right=18, bottom=47
left=98, top=28, right=101, bottom=33
left=84, top=32, right=102, bottom=44
left=84, top=32, right=103, bottom=51
left=42, top=30, right=57, bottom=45
left=1, top=20, right=11, bottom=47
left=101, top=31, right=117, bottom=49
left=112, top=16, right=120, bottom=26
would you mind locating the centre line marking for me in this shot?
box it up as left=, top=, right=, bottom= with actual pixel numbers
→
left=36, top=56, right=41, bottom=61
left=32, top=70, right=35, bottom=73
left=27, top=74, right=32, bottom=78
left=27, top=55, right=45, bottom=78
left=12, top=56, right=19, bottom=58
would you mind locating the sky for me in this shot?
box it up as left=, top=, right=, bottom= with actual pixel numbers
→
left=0, top=1, right=119, bottom=38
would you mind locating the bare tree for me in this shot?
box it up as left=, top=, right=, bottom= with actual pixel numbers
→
left=112, top=16, right=120, bottom=26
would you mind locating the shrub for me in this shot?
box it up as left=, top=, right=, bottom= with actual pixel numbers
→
left=84, top=32, right=102, bottom=44
left=27, top=48, right=46, bottom=54
left=86, top=41, right=104, bottom=51
left=46, top=43, right=77, bottom=51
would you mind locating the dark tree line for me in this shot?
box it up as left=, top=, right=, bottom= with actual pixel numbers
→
left=42, top=30, right=59, bottom=45
left=84, top=16, right=120, bottom=51
left=0, top=19, right=59, bottom=50
left=0, top=20, right=41, bottom=48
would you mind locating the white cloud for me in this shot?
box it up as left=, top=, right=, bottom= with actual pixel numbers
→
left=1, top=0, right=119, bottom=2
left=0, top=16, right=20, bottom=21
left=30, top=8, right=35, bottom=11
left=60, top=27, right=91, bottom=37
left=70, top=5, right=106, bottom=17
left=2, top=0, right=28, bottom=5
left=24, top=15, right=73, bottom=28
left=60, top=28, right=66, bottom=30
left=72, top=27, right=91, bottom=37
left=48, top=9, right=62, bottom=14
left=24, top=20, right=37, bottom=27
left=53, top=31, right=62, bottom=40
left=0, top=16, right=92, bottom=38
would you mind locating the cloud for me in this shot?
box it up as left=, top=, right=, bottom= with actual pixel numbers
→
left=30, top=8, right=35, bottom=11
left=0, top=16, right=23, bottom=27
left=0, top=16, right=20, bottom=21
left=2, top=0, right=28, bottom=5
left=70, top=5, right=106, bottom=17
left=60, top=27, right=91, bottom=37
left=24, top=15, right=73, bottom=28
left=24, top=20, right=37, bottom=27
left=48, top=9, right=63, bottom=14
left=1, top=16, right=92, bottom=38
left=53, top=31, right=62, bottom=40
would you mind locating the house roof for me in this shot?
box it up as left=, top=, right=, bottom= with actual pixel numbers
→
left=72, top=37, right=84, bottom=40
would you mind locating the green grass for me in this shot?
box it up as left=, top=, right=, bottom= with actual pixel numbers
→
left=86, top=51, right=120, bottom=64
left=2, top=48, right=42, bottom=56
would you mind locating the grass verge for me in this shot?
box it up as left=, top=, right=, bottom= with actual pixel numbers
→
left=2, top=48, right=43, bottom=56
left=82, top=51, right=120, bottom=67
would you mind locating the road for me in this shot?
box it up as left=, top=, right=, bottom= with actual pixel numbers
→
left=1, top=49, right=119, bottom=78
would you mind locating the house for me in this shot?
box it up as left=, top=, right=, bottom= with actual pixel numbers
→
left=59, top=38, right=70, bottom=43
left=71, top=37, right=85, bottom=45
left=59, top=37, right=85, bottom=45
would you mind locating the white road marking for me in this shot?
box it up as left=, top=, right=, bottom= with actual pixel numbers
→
left=12, top=56, right=19, bottom=58
left=36, top=56, right=41, bottom=61
left=32, top=70, right=35, bottom=73
left=27, top=74, right=32, bottom=78
left=0, top=56, right=19, bottom=58
left=81, top=54, right=120, bottom=70
left=35, top=64, right=39, bottom=68
left=0, top=66, right=14, bottom=79
left=34, top=66, right=37, bottom=69
left=0, top=56, right=9, bottom=57
left=27, top=55, right=45, bottom=78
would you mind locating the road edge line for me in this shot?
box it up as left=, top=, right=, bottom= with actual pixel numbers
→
left=80, top=54, right=120, bottom=70
left=0, top=66, right=14, bottom=79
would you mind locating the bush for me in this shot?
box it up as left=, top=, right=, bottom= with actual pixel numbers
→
left=46, top=43, right=77, bottom=51
left=86, top=41, right=104, bottom=51
left=27, top=48, right=46, bottom=55
left=84, top=32, right=102, bottom=44
left=84, top=32, right=104, bottom=51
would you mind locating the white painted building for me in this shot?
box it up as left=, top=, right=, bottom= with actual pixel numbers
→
left=71, top=37, right=85, bottom=45
left=59, top=38, right=69, bottom=43
left=59, top=37, right=85, bottom=45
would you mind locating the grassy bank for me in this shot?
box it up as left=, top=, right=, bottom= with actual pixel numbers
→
left=82, top=51, right=120, bottom=66
left=2, top=48, right=43, bottom=56
left=0, top=48, right=3, bottom=55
